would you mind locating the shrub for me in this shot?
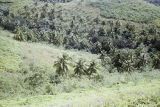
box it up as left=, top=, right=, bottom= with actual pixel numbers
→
left=0, top=72, right=23, bottom=99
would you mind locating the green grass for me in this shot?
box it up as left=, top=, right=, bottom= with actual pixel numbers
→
left=0, top=30, right=160, bottom=107
left=0, top=28, right=99, bottom=72
left=89, top=0, right=160, bottom=22
left=1, top=1, right=160, bottom=106
left=0, top=71, right=160, bottom=107
left=0, top=30, right=22, bottom=72
left=0, top=29, right=100, bottom=99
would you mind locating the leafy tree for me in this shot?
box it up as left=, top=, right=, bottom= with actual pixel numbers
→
left=70, top=20, right=74, bottom=28
left=14, top=27, right=37, bottom=42
left=108, top=20, right=114, bottom=32
left=134, top=55, right=146, bottom=71
left=14, top=27, right=26, bottom=41
left=148, top=25, right=157, bottom=35
left=126, top=23, right=135, bottom=33
left=99, top=51, right=106, bottom=66
left=54, top=54, right=71, bottom=76
left=74, top=59, right=86, bottom=77
left=111, top=53, right=123, bottom=72
left=87, top=61, right=98, bottom=76
left=122, top=52, right=134, bottom=72
left=101, top=20, right=106, bottom=26
left=152, top=52, right=160, bottom=69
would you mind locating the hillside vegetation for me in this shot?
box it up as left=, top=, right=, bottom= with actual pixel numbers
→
left=1, top=77, right=160, bottom=107
left=0, top=0, right=160, bottom=107
left=90, top=0, right=160, bottom=22
left=0, top=29, right=100, bottom=99
left=0, top=31, right=160, bottom=106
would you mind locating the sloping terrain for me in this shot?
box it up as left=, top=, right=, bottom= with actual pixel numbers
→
left=0, top=29, right=22, bottom=72
left=0, top=28, right=98, bottom=72
left=1, top=0, right=160, bottom=55
left=0, top=72, right=160, bottom=107
left=0, top=0, right=160, bottom=107
left=90, top=0, right=160, bottom=22
left=0, top=29, right=100, bottom=99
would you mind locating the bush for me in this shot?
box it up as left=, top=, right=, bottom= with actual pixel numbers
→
left=0, top=72, right=23, bottom=99
left=23, top=64, right=49, bottom=89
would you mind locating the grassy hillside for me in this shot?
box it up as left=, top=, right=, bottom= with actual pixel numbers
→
left=89, top=0, right=160, bottom=22
left=0, top=29, right=22, bottom=72
left=0, top=0, right=160, bottom=107
left=0, top=71, right=160, bottom=107
left=0, top=29, right=160, bottom=107
left=0, top=28, right=98, bottom=72
left=0, top=29, right=100, bottom=99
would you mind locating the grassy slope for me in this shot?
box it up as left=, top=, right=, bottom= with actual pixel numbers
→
left=0, top=29, right=99, bottom=73
left=89, top=0, right=160, bottom=22
left=0, top=30, right=160, bottom=107
left=0, top=29, right=22, bottom=72
left=0, top=29, right=100, bottom=100
left=0, top=28, right=160, bottom=107
left=1, top=0, right=160, bottom=107
left=0, top=72, right=160, bottom=107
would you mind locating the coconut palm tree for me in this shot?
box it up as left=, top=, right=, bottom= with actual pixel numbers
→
left=87, top=61, right=98, bottom=76
left=152, top=52, right=160, bottom=69
left=14, top=27, right=26, bottom=41
left=54, top=54, right=71, bottom=76
left=74, top=59, right=86, bottom=77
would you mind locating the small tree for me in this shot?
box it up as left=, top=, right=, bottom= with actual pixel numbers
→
left=111, top=53, right=123, bottom=72
left=99, top=51, right=106, bottom=66
left=126, top=23, right=135, bottom=33
left=74, top=59, right=86, bottom=77
left=14, top=27, right=26, bottom=41
left=152, top=52, right=160, bottom=69
left=108, top=20, right=114, bottom=32
left=87, top=61, right=98, bottom=76
left=54, top=54, right=71, bottom=76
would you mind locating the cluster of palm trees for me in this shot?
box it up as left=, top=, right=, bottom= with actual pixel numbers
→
left=2, top=0, right=160, bottom=73
left=54, top=54, right=98, bottom=77
left=100, top=46, right=160, bottom=73
left=14, top=27, right=37, bottom=42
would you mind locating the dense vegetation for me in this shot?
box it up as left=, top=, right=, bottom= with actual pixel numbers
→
left=0, top=0, right=160, bottom=107
left=2, top=0, right=160, bottom=72
left=146, top=0, right=160, bottom=5
left=90, top=0, right=160, bottom=22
